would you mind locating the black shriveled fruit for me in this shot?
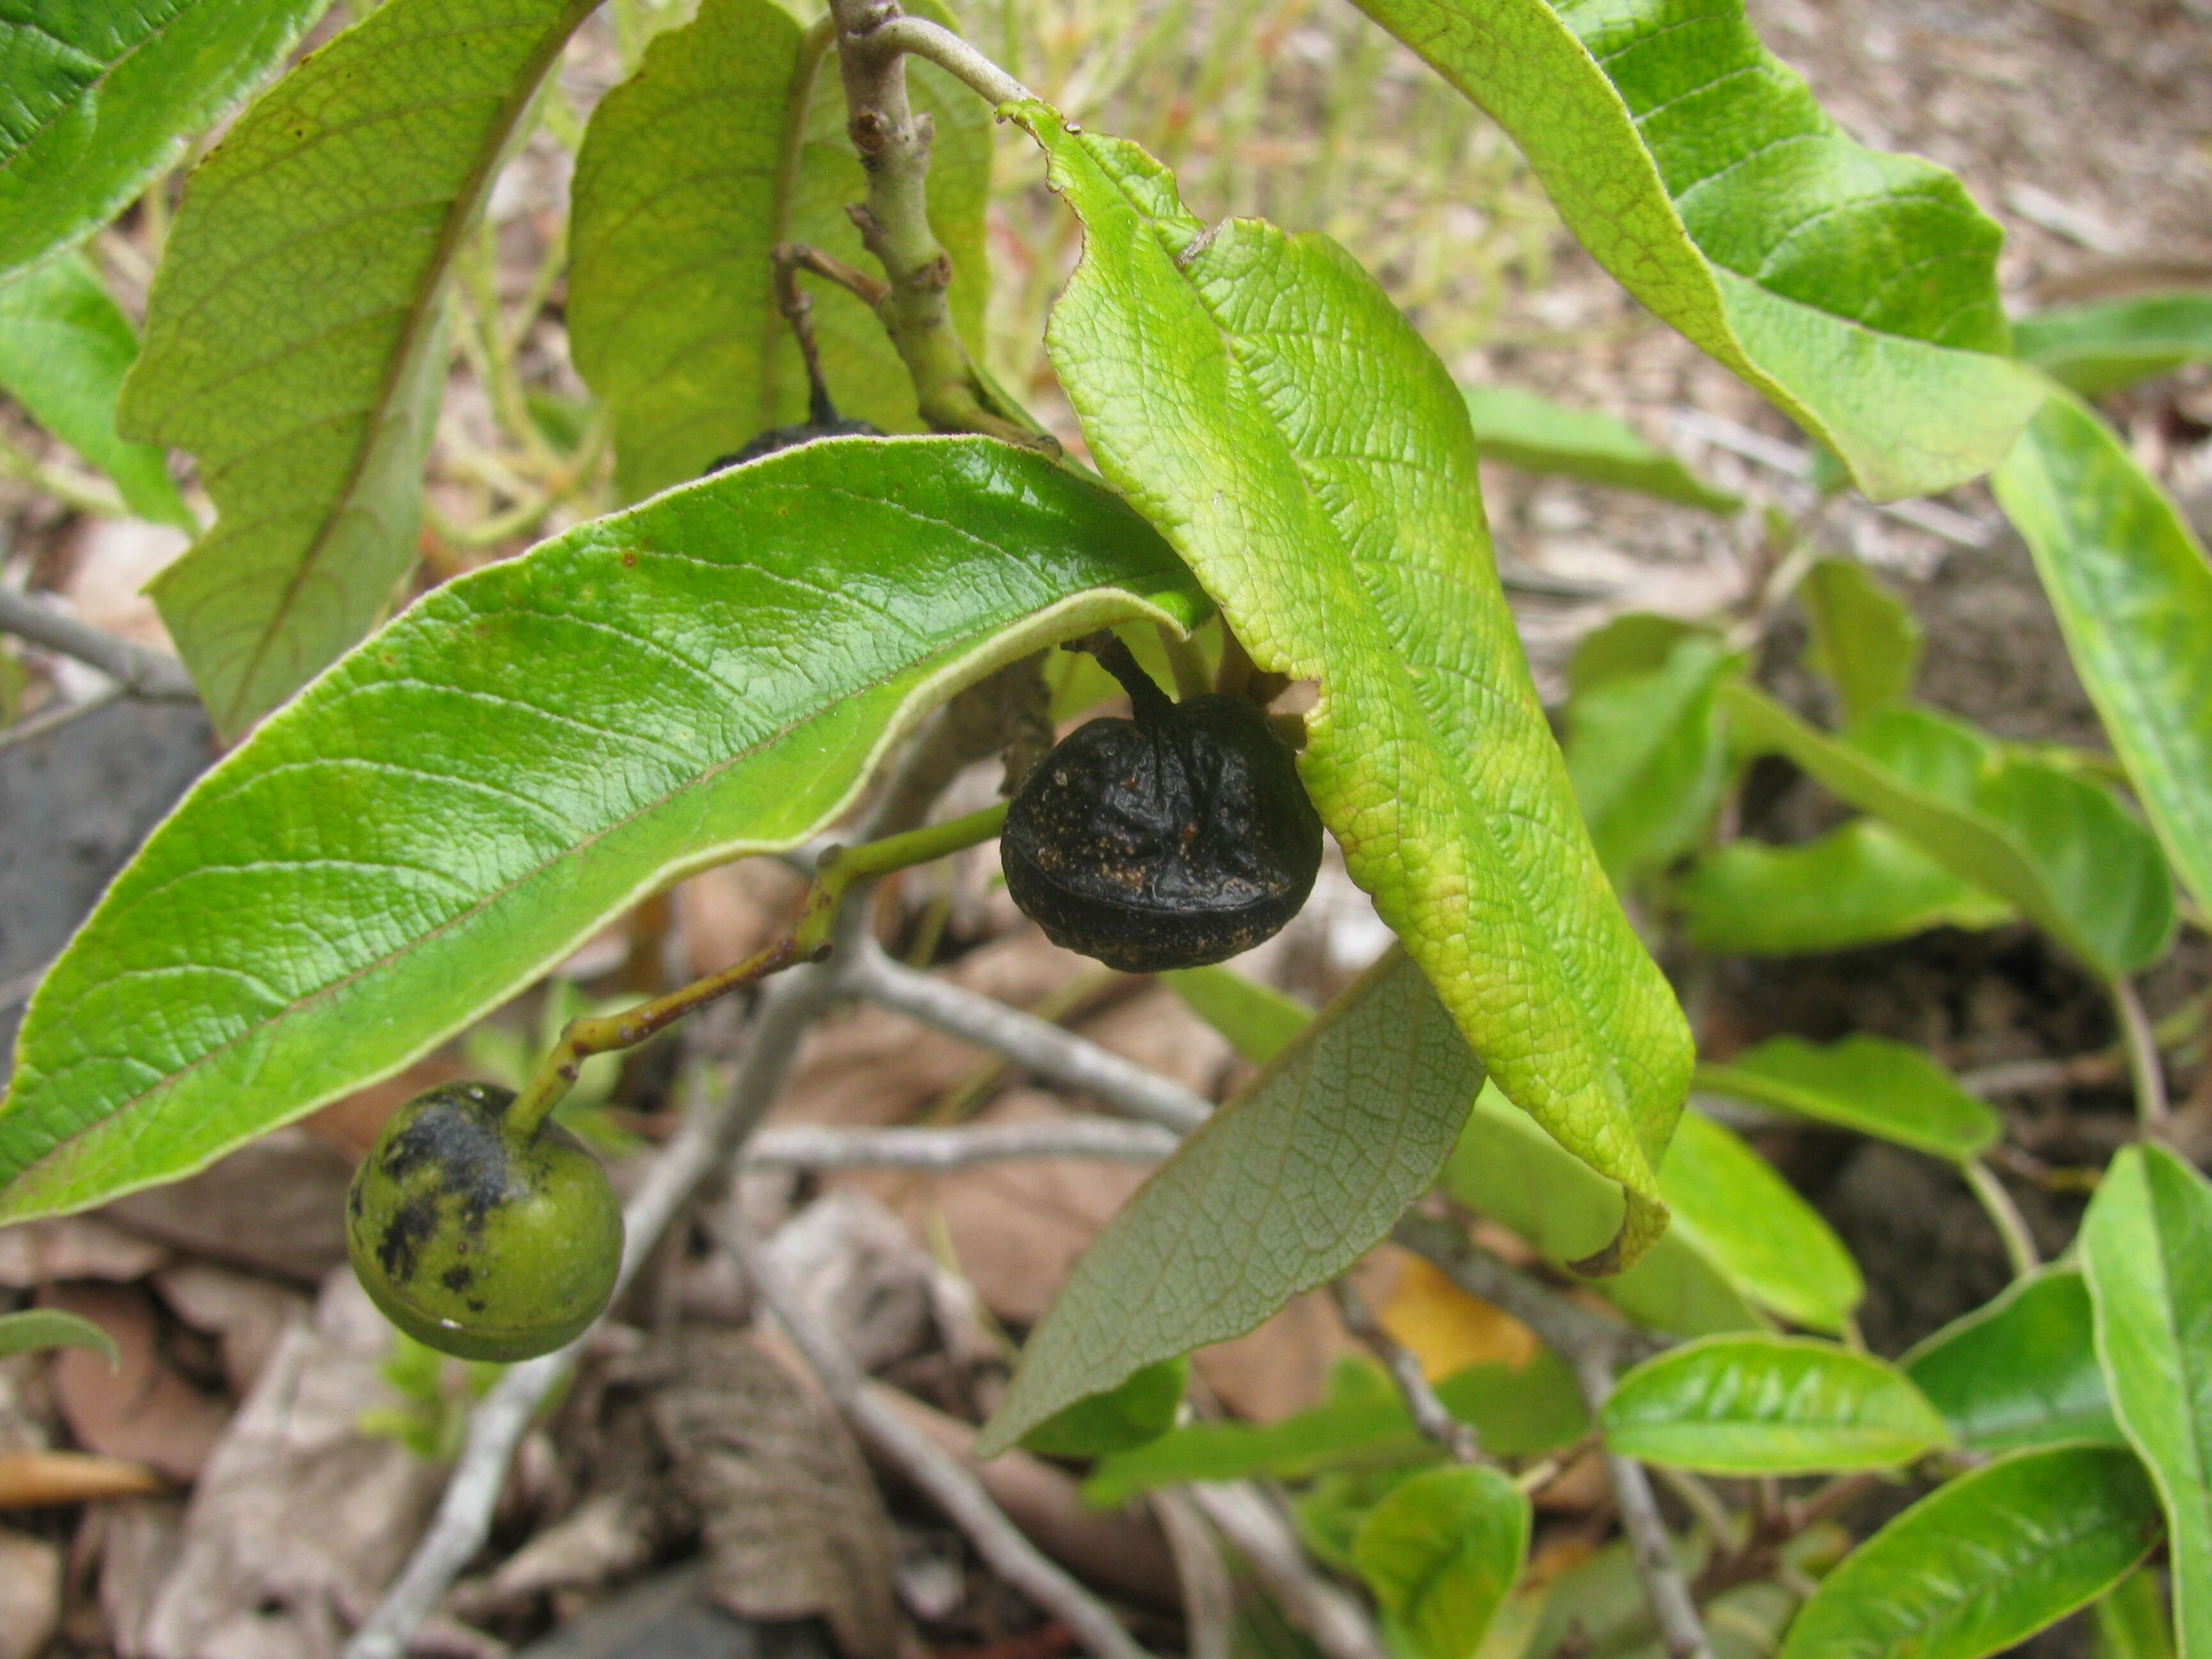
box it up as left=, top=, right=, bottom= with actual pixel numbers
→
left=1003, top=641, right=1322, bottom=972
left=346, top=1082, right=623, bottom=1362
left=703, top=416, right=883, bottom=474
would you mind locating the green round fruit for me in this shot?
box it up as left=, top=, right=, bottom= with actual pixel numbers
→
left=346, top=1082, right=623, bottom=1361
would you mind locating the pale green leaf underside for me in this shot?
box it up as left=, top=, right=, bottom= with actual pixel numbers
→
left=0, top=438, right=1201, bottom=1221
left=1347, top=0, right=2042, bottom=499
left=1779, top=1446, right=2161, bottom=1659
left=2012, top=292, right=2212, bottom=398
left=1674, top=819, right=2014, bottom=956
left=0, top=253, right=191, bottom=526
left=1016, top=105, right=1691, bottom=1262
left=1601, top=1334, right=1950, bottom=1473
left=977, top=950, right=1480, bottom=1454
left=0, top=1306, right=119, bottom=1365
left=2081, top=1145, right=2212, bottom=1656
left=1695, top=1032, right=2000, bottom=1162
left=1459, top=383, right=1738, bottom=511
left=118, top=0, right=602, bottom=737
left=1566, top=631, right=1735, bottom=880
left=1443, top=1084, right=1759, bottom=1338
left=0, top=0, right=330, bottom=277
left=1722, top=684, right=2172, bottom=977
left=1800, top=556, right=1921, bottom=727
left=1994, top=387, right=2212, bottom=922
left=568, top=0, right=993, bottom=501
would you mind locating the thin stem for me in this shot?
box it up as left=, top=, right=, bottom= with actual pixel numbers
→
left=2112, top=974, right=2170, bottom=1125
left=1390, top=1212, right=1669, bottom=1368
left=746, top=1117, right=1178, bottom=1169
left=1575, top=1350, right=1715, bottom=1659
left=773, top=242, right=888, bottom=423
left=865, top=13, right=1034, bottom=105
left=506, top=803, right=1008, bottom=1139
left=1962, top=1157, right=2040, bottom=1278
left=0, top=684, right=122, bottom=755
left=0, top=588, right=198, bottom=700
left=0, top=435, right=129, bottom=519
left=1328, top=1278, right=1479, bottom=1464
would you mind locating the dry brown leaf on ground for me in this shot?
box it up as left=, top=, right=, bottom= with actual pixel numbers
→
left=0, top=1450, right=163, bottom=1508
left=92, top=1496, right=184, bottom=1659
left=447, top=1487, right=661, bottom=1624
left=42, top=1282, right=228, bottom=1484
left=1372, top=1247, right=1541, bottom=1378
left=757, top=1190, right=943, bottom=1375
left=673, top=857, right=810, bottom=978
left=102, top=1128, right=353, bottom=1284
left=152, top=1264, right=312, bottom=1397
left=1192, top=1290, right=1361, bottom=1424
left=139, top=1271, right=446, bottom=1659
left=0, top=1215, right=170, bottom=1286
left=0, top=1525, right=60, bottom=1659
left=646, top=1330, right=900, bottom=1659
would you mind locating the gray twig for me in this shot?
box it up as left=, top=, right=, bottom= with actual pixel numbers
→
left=1575, top=1350, right=1714, bottom=1659
left=1327, top=1278, right=1478, bottom=1464
left=837, top=941, right=1212, bottom=1131
left=860, top=13, right=1033, bottom=105
left=748, top=1117, right=1177, bottom=1170
left=732, top=1224, right=1155, bottom=1659
left=343, top=958, right=846, bottom=1659
left=0, top=587, right=198, bottom=700
left=1186, top=1483, right=1387, bottom=1659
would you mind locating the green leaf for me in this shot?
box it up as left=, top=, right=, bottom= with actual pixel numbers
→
left=1779, top=1445, right=2163, bottom=1659
left=1012, top=106, right=1692, bottom=1272
left=1722, top=686, right=2174, bottom=977
left=1443, top=1083, right=1761, bottom=1338
left=0, top=438, right=1202, bottom=1220
left=2095, top=1567, right=2179, bottom=1659
left=0, top=1306, right=118, bottom=1365
left=1159, top=965, right=1312, bottom=1066
left=567, top=0, right=993, bottom=501
left=2081, top=1143, right=2212, bottom=1656
left=1902, top=1267, right=2123, bottom=1454
left=1800, top=558, right=1920, bottom=726
left=1566, top=632, right=1737, bottom=880
left=1460, top=383, right=1739, bottom=512
left=1018, top=1356, right=1186, bottom=1460
left=975, top=950, right=1481, bottom=1455
left=117, top=0, right=602, bottom=738
left=0, top=254, right=191, bottom=527
left=1992, top=386, right=2212, bottom=920
left=1084, top=1351, right=1587, bottom=1505
left=1695, top=1034, right=2000, bottom=1162
left=1660, top=1109, right=1862, bottom=1335
left=0, top=0, right=330, bottom=277
left=1353, top=1464, right=1530, bottom=1659
left=1343, top=0, right=2042, bottom=501
left=1600, top=1334, right=1950, bottom=1473
left=2012, top=293, right=2212, bottom=397
left=1566, top=613, right=1701, bottom=697
left=1674, top=818, right=2014, bottom=956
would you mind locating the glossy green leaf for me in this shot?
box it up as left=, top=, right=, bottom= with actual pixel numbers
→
left=2081, top=1143, right=2212, bottom=1656
left=1344, top=0, right=2042, bottom=501
left=976, top=950, right=1481, bottom=1454
left=0, top=0, right=330, bottom=276
left=1674, top=818, right=2013, bottom=956
left=1723, top=686, right=2174, bottom=977
left=1994, top=386, right=2212, bottom=919
left=1014, top=106, right=1691, bottom=1271
left=2095, top=1567, right=2178, bottom=1659
left=1460, top=383, right=1738, bottom=512
left=0, top=254, right=191, bottom=527
left=1160, top=965, right=1311, bottom=1066
left=568, top=0, right=992, bottom=501
left=1779, top=1445, right=2162, bottom=1659
left=0, top=1306, right=118, bottom=1365
left=1566, top=632, right=1737, bottom=881
left=1695, top=1034, right=2000, bottom=1162
left=1019, top=1356, right=1186, bottom=1459
left=1902, top=1267, right=2123, bottom=1453
left=1601, top=1334, right=1950, bottom=1473
left=1354, top=1464, right=1530, bottom=1659
left=0, top=438, right=1203, bottom=1220
left=117, top=0, right=602, bottom=738
left=1084, top=1351, right=1587, bottom=1505
left=1443, top=1083, right=1761, bottom=1338
left=1661, top=1109, right=1861, bottom=1334
left=1800, top=558, right=1920, bottom=726
left=2012, top=293, right=2212, bottom=397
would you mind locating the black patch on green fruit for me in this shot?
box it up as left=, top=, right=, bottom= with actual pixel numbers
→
left=1003, top=645, right=1322, bottom=972
left=377, top=1195, right=440, bottom=1286
left=441, top=1264, right=476, bottom=1292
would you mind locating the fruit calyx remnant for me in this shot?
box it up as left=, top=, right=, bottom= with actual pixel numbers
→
left=1002, top=633, right=1322, bottom=972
